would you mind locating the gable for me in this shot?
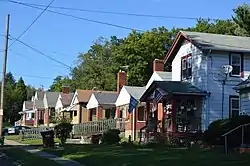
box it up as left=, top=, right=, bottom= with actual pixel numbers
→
left=43, top=93, right=48, bottom=109
left=70, top=91, right=79, bottom=106
left=146, top=72, right=164, bottom=89
left=115, top=87, right=131, bottom=107
left=55, top=94, right=63, bottom=110
left=86, top=93, right=99, bottom=109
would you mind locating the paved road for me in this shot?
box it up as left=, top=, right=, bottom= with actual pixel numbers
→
left=0, top=152, right=13, bottom=166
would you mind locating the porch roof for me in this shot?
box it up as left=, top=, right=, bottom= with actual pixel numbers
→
left=140, top=81, right=208, bottom=102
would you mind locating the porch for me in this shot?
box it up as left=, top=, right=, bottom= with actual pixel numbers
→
left=140, top=81, right=208, bottom=142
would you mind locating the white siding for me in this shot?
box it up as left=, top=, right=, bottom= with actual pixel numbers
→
left=146, top=72, right=163, bottom=89
left=86, top=94, right=98, bottom=109
left=115, top=87, right=131, bottom=106
left=55, top=94, right=63, bottom=113
left=43, top=93, right=49, bottom=109
left=240, top=92, right=250, bottom=115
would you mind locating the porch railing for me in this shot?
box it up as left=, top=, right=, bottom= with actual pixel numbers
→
left=222, top=123, right=250, bottom=154
left=72, top=118, right=125, bottom=137
left=20, top=127, right=52, bottom=140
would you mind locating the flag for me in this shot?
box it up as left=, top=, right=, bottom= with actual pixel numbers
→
left=153, top=88, right=167, bottom=104
left=128, top=96, right=138, bottom=113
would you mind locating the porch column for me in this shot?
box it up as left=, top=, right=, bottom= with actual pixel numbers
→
left=116, top=107, right=120, bottom=118
left=171, top=98, right=176, bottom=132
left=23, top=113, right=27, bottom=126
left=145, top=101, right=150, bottom=126
left=161, top=99, right=166, bottom=134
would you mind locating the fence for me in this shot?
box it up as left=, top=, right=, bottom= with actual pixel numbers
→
left=72, top=118, right=125, bottom=137
left=20, top=127, right=53, bottom=140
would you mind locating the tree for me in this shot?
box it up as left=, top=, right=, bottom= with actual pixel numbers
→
left=49, top=76, right=73, bottom=92
left=26, top=85, right=36, bottom=100
left=232, top=4, right=250, bottom=36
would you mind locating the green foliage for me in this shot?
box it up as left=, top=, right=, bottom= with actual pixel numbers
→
left=233, top=3, right=250, bottom=36
left=101, top=129, right=121, bottom=144
left=54, top=122, right=73, bottom=145
left=26, top=85, right=36, bottom=100
left=49, top=76, right=73, bottom=92
left=203, top=115, right=250, bottom=147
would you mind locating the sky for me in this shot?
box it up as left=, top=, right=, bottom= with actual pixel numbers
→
left=0, top=0, right=249, bottom=90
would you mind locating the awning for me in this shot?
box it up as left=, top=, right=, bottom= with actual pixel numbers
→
left=140, top=81, right=208, bottom=102
left=61, top=104, right=77, bottom=112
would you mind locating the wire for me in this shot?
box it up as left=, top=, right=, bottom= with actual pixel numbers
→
left=12, top=73, right=54, bottom=79
left=1, top=0, right=219, bottom=21
left=9, top=34, right=71, bottom=69
left=8, top=0, right=55, bottom=49
left=4, top=0, right=144, bottom=32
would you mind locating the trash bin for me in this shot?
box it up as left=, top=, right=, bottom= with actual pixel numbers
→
left=40, top=130, right=54, bottom=148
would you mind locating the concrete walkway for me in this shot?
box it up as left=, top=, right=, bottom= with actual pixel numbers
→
left=4, top=139, right=84, bottom=166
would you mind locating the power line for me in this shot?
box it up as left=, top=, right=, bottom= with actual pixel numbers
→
left=9, top=34, right=71, bottom=69
left=11, top=73, right=54, bottom=79
left=4, top=0, right=144, bottom=32
left=7, top=0, right=55, bottom=49
left=1, top=0, right=219, bottom=21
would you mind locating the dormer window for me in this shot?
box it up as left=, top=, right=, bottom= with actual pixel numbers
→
left=181, top=54, right=192, bottom=80
left=230, top=53, right=243, bottom=77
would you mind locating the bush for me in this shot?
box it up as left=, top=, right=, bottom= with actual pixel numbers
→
left=203, top=115, right=250, bottom=147
left=101, top=129, right=121, bottom=144
left=54, top=122, right=72, bottom=145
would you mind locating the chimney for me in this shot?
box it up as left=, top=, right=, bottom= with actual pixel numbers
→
left=62, top=84, right=70, bottom=94
left=153, top=59, right=164, bottom=72
left=117, top=71, right=127, bottom=92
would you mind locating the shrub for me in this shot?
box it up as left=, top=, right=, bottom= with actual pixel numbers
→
left=54, top=122, right=72, bottom=145
left=101, top=129, right=121, bottom=144
left=203, top=115, right=250, bottom=147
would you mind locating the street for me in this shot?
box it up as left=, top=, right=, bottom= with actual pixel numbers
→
left=0, top=152, right=14, bottom=166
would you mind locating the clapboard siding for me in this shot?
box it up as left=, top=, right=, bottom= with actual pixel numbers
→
left=171, top=42, right=208, bottom=130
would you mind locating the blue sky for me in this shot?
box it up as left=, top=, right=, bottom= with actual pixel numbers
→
left=0, top=0, right=248, bottom=89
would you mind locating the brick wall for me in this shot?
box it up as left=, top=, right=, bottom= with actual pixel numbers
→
left=117, top=71, right=127, bottom=92
left=44, top=109, right=49, bottom=126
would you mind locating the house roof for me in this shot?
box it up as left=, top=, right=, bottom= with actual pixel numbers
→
left=24, top=101, right=33, bottom=110
left=61, top=93, right=74, bottom=107
left=124, top=86, right=146, bottom=100
left=45, top=92, right=60, bottom=108
left=34, top=100, right=44, bottom=109
left=164, top=31, right=250, bottom=63
left=93, top=92, right=118, bottom=105
left=75, top=89, right=117, bottom=103
left=155, top=71, right=172, bottom=81
left=140, top=81, right=207, bottom=102
left=234, top=78, right=250, bottom=91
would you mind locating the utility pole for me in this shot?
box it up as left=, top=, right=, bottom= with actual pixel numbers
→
left=0, top=14, right=10, bottom=138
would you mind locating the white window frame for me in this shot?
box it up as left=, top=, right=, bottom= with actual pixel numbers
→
left=137, top=106, right=146, bottom=122
left=182, top=58, right=187, bottom=70
left=187, top=56, right=192, bottom=68
left=230, top=96, right=240, bottom=118
left=230, top=54, right=241, bottom=77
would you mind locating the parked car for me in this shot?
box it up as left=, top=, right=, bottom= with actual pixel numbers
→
left=8, top=126, right=31, bottom=135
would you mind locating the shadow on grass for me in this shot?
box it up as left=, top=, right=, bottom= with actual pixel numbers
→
left=41, top=144, right=250, bottom=166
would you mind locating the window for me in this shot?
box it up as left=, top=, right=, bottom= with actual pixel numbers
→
left=181, top=54, right=192, bottom=80
left=229, top=96, right=239, bottom=118
left=230, top=53, right=243, bottom=76
left=138, top=106, right=146, bottom=121
left=31, top=113, right=35, bottom=119
left=74, top=110, right=77, bottom=116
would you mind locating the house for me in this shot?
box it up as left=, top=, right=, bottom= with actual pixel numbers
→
left=87, top=91, right=118, bottom=121
left=43, top=91, right=60, bottom=126
left=21, top=101, right=35, bottom=126
left=115, top=60, right=172, bottom=140
left=55, top=85, right=74, bottom=119
left=139, top=31, right=250, bottom=139
left=234, top=77, right=250, bottom=116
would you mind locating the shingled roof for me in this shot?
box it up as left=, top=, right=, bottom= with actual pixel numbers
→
left=24, top=101, right=33, bottom=110
left=61, top=93, right=74, bottom=107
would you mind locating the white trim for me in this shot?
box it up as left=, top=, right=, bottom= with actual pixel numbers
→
left=230, top=96, right=240, bottom=117
left=230, top=53, right=241, bottom=77
left=70, top=91, right=78, bottom=106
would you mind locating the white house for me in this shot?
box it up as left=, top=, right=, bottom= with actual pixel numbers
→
left=163, top=31, right=250, bottom=130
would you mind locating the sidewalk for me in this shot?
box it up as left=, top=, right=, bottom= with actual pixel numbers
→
left=4, top=139, right=84, bottom=166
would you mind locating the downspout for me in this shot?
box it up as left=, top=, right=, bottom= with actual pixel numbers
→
left=132, top=106, right=136, bottom=141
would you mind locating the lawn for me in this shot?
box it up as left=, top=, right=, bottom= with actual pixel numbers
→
left=42, top=144, right=250, bottom=166
left=0, top=148, right=60, bottom=166
left=5, top=135, right=60, bottom=145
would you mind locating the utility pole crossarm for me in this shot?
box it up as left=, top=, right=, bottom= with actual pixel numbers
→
left=0, top=14, right=10, bottom=138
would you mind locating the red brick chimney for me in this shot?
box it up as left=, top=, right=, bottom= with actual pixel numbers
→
left=62, top=84, right=70, bottom=94
left=153, top=59, right=164, bottom=72
left=117, top=71, right=127, bottom=93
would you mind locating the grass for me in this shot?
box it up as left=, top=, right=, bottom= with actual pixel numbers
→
left=42, top=144, right=250, bottom=166
left=0, top=148, right=60, bottom=166
left=5, top=135, right=60, bottom=145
